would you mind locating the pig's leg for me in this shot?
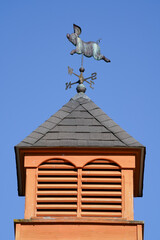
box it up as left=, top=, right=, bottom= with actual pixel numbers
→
left=93, top=44, right=104, bottom=60
left=93, top=43, right=111, bottom=62
left=70, top=49, right=77, bottom=55
left=102, top=56, right=111, bottom=62
left=94, top=53, right=111, bottom=62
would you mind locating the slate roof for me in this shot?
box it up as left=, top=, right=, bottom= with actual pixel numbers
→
left=16, top=93, right=144, bottom=148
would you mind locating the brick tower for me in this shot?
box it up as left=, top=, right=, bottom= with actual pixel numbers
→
left=14, top=92, right=145, bottom=240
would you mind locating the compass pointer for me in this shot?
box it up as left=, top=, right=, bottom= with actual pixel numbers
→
left=66, top=66, right=97, bottom=91
left=84, top=76, right=92, bottom=81
left=91, top=72, right=97, bottom=80
left=72, top=72, right=80, bottom=78
left=68, top=66, right=73, bottom=75
left=65, top=80, right=80, bottom=90
left=84, top=72, right=97, bottom=82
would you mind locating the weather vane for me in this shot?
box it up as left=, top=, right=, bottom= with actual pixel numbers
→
left=66, top=24, right=111, bottom=92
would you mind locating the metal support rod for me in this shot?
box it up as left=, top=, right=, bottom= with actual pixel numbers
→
left=81, top=54, right=84, bottom=69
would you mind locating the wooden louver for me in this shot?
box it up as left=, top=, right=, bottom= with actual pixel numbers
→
left=81, top=160, right=122, bottom=217
left=36, top=159, right=78, bottom=217
left=36, top=159, right=122, bottom=218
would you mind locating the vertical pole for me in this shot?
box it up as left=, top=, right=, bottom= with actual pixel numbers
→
left=121, top=169, right=125, bottom=219
left=122, top=169, right=134, bottom=220
left=24, top=168, right=37, bottom=219
left=77, top=168, right=82, bottom=217
left=137, top=225, right=143, bottom=240
left=15, top=223, right=21, bottom=240
left=81, top=54, right=84, bottom=69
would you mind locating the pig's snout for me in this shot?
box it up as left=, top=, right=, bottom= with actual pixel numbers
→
left=67, top=33, right=70, bottom=39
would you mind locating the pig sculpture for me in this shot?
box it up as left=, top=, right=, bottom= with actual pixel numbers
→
left=67, top=24, right=111, bottom=63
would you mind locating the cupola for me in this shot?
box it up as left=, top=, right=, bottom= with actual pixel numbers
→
left=14, top=92, right=145, bottom=240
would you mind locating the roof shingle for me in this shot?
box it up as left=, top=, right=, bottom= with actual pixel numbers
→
left=16, top=93, right=144, bottom=148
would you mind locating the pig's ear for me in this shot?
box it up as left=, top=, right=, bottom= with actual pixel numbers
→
left=73, top=24, right=81, bottom=36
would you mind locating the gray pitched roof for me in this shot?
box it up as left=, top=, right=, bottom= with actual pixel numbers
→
left=16, top=93, right=143, bottom=148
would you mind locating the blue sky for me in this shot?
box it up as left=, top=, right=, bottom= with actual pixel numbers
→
left=1, top=1, right=160, bottom=239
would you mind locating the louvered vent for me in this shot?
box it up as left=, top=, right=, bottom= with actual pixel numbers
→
left=36, top=159, right=78, bottom=217
left=81, top=160, right=122, bottom=217
left=36, top=159, right=122, bottom=218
